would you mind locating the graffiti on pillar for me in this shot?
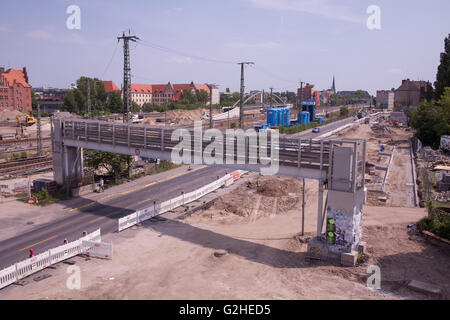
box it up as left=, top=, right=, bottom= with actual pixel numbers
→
left=326, top=208, right=355, bottom=254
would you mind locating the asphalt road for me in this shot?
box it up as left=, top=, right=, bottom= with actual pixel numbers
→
left=281, top=116, right=357, bottom=140
left=0, top=166, right=229, bottom=269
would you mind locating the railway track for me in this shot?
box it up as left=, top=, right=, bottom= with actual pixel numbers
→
left=0, top=156, right=53, bottom=175
left=0, top=137, right=51, bottom=147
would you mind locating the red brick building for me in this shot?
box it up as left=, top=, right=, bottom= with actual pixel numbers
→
left=103, top=81, right=217, bottom=107
left=297, top=83, right=320, bottom=106
left=0, top=67, right=32, bottom=112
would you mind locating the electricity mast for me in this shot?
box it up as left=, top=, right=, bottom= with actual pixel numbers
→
left=117, top=31, right=139, bottom=123
left=238, top=62, right=254, bottom=129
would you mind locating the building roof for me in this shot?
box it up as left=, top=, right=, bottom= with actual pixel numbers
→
left=130, top=83, right=153, bottom=94
left=102, top=81, right=120, bottom=93
left=396, top=79, right=420, bottom=92
left=1, top=68, right=30, bottom=88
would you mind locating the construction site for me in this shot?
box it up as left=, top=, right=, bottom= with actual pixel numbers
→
left=0, top=107, right=448, bottom=300
left=1, top=3, right=449, bottom=307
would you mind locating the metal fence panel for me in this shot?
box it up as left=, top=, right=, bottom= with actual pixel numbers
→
left=81, top=229, right=102, bottom=243
left=16, top=251, right=51, bottom=280
left=118, top=212, right=138, bottom=232
left=49, top=240, right=81, bottom=265
left=0, top=265, right=17, bottom=289
left=82, top=241, right=113, bottom=260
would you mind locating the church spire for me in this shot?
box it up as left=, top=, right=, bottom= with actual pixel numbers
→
left=331, top=75, right=336, bottom=94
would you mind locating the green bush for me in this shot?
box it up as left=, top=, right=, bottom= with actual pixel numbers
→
left=340, top=106, right=349, bottom=117
left=417, top=200, right=450, bottom=240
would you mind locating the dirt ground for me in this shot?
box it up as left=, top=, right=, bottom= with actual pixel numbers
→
left=1, top=115, right=448, bottom=300
left=141, top=108, right=220, bottom=126
left=333, top=121, right=415, bottom=207
left=2, top=173, right=448, bottom=300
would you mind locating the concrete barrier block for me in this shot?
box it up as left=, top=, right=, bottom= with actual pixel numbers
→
left=341, top=251, right=358, bottom=266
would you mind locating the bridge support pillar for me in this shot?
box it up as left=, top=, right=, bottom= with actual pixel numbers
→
left=51, top=118, right=83, bottom=187
left=307, top=143, right=366, bottom=265
left=317, top=179, right=324, bottom=237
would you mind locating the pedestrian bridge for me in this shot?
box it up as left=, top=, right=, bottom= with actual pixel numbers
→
left=50, top=118, right=366, bottom=246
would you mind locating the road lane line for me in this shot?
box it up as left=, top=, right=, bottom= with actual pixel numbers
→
left=19, top=235, right=58, bottom=251
left=68, top=165, right=208, bottom=212
left=89, top=216, right=107, bottom=224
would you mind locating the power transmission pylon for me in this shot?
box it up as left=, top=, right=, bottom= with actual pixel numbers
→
left=87, top=79, right=91, bottom=118
left=238, top=62, right=254, bottom=129
left=207, top=83, right=217, bottom=128
left=270, top=87, right=274, bottom=108
left=118, top=31, right=139, bottom=123
left=298, top=81, right=304, bottom=110
left=37, top=102, right=42, bottom=156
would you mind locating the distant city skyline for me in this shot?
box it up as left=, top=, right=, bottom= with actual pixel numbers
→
left=1, top=0, right=449, bottom=95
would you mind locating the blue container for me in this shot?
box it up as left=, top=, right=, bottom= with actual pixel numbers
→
left=283, top=108, right=290, bottom=127
left=267, top=108, right=278, bottom=127
left=302, top=111, right=310, bottom=125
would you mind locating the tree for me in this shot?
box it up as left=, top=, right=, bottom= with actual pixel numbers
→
left=130, top=101, right=141, bottom=112
left=434, top=34, right=450, bottom=99
left=84, top=150, right=133, bottom=183
left=180, top=89, right=197, bottom=105
left=425, top=81, right=434, bottom=102
left=340, top=106, right=349, bottom=117
left=62, top=76, right=108, bottom=115
left=107, top=91, right=123, bottom=114
left=62, top=89, right=85, bottom=114
left=409, top=87, right=450, bottom=148
left=196, top=90, right=209, bottom=104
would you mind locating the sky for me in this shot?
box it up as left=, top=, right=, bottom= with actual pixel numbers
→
left=1, top=0, right=449, bottom=95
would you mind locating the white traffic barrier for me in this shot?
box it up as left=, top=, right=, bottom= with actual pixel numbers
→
left=118, top=172, right=242, bottom=232
left=81, top=228, right=102, bottom=243
left=49, top=240, right=81, bottom=265
left=137, top=206, right=155, bottom=223
left=0, top=265, right=17, bottom=290
left=0, top=229, right=104, bottom=291
left=82, top=241, right=113, bottom=260
left=16, top=251, right=51, bottom=280
left=118, top=212, right=138, bottom=232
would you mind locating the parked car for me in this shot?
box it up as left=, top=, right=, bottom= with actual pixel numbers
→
left=312, top=127, right=320, bottom=133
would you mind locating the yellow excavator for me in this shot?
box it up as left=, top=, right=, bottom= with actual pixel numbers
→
left=16, top=113, right=36, bottom=127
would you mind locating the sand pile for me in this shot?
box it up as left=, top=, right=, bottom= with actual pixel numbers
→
left=142, top=108, right=220, bottom=126
left=185, top=175, right=303, bottom=224
left=0, top=110, right=23, bottom=121
left=247, top=175, right=302, bottom=197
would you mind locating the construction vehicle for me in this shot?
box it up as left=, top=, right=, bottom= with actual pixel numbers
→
left=16, top=114, right=36, bottom=127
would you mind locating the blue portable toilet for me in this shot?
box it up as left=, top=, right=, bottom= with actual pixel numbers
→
left=283, top=108, right=290, bottom=127
left=302, top=111, right=310, bottom=124
left=267, top=108, right=277, bottom=127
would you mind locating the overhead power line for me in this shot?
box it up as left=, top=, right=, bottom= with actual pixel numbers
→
left=100, top=41, right=119, bottom=79
left=136, top=39, right=236, bottom=65
left=249, top=64, right=298, bottom=85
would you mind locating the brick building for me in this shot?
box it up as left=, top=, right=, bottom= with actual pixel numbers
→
left=103, top=81, right=218, bottom=107
left=394, top=79, right=422, bottom=109
left=297, top=84, right=320, bottom=106
left=0, top=67, right=32, bottom=112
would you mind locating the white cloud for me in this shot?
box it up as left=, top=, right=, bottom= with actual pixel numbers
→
left=227, top=41, right=281, bottom=49
left=165, top=56, right=192, bottom=64
left=248, top=0, right=365, bottom=25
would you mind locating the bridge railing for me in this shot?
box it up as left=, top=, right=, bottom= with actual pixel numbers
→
left=60, top=119, right=335, bottom=171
